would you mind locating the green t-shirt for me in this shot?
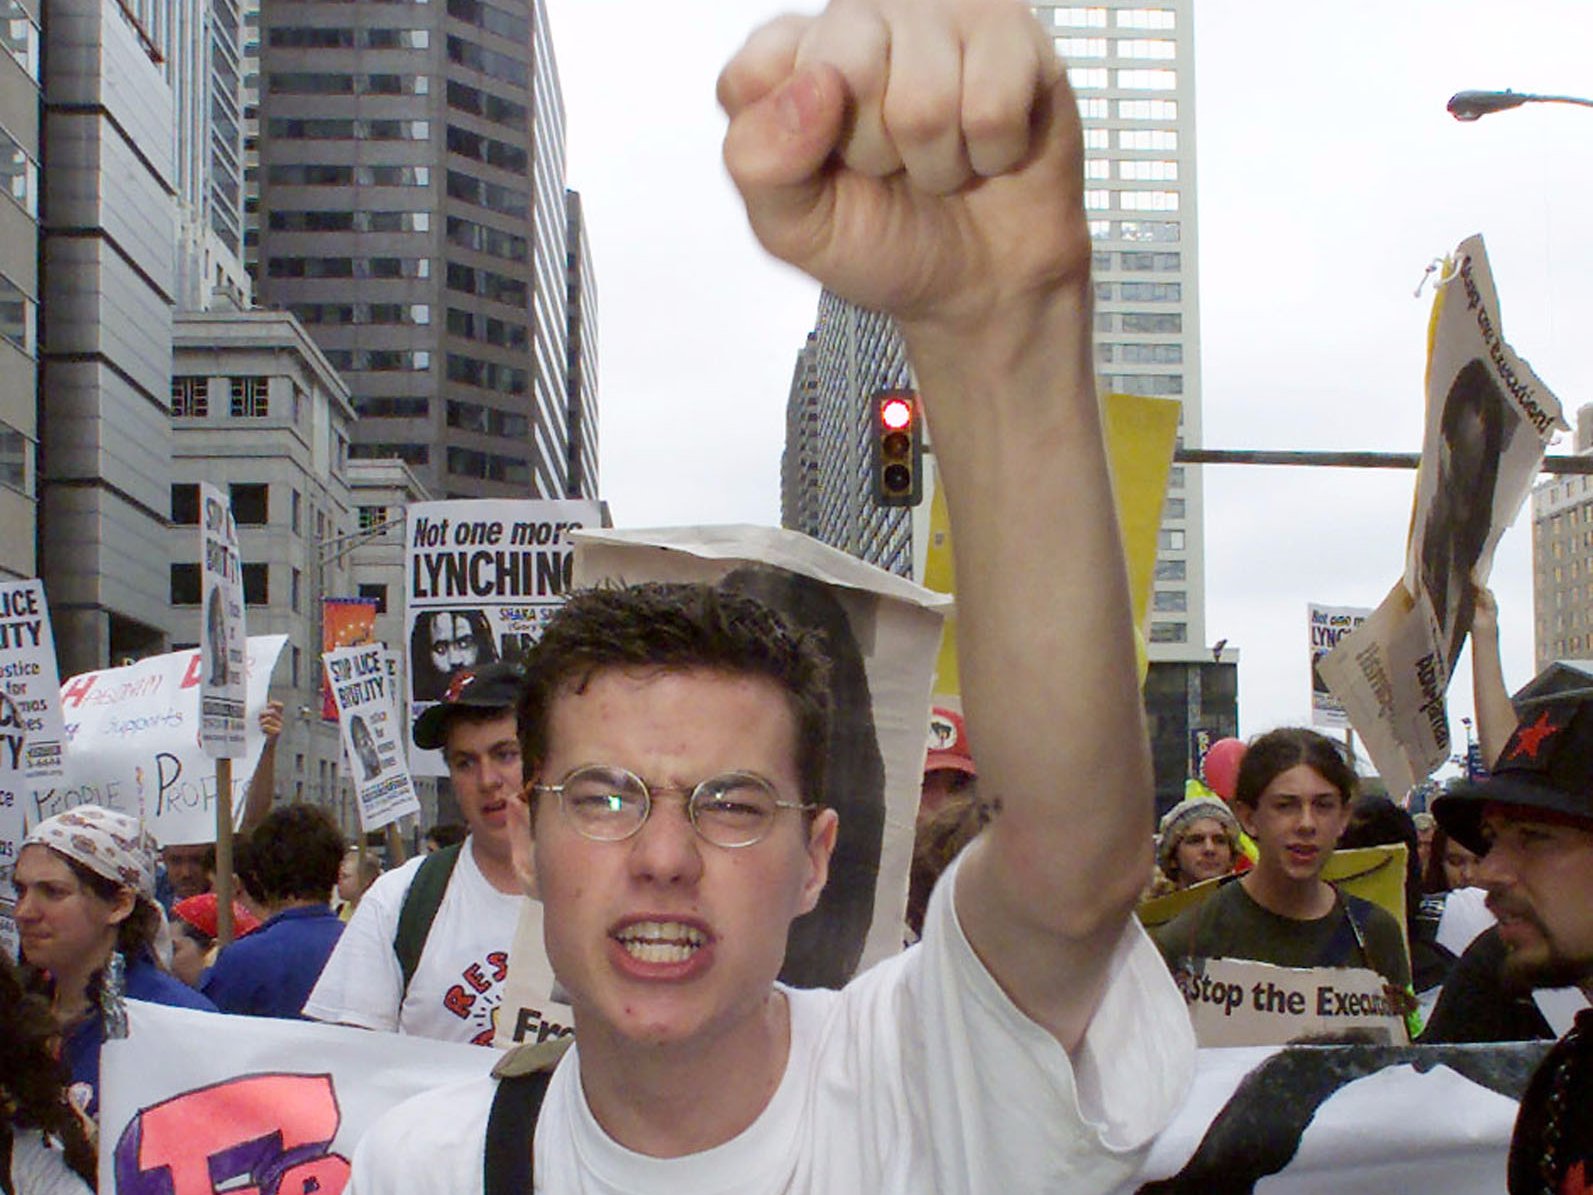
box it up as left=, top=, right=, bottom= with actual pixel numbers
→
left=1151, top=878, right=1411, bottom=989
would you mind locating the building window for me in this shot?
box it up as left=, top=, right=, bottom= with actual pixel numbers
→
left=0, top=421, right=28, bottom=494
left=230, top=376, right=268, bottom=417
left=1149, top=621, right=1187, bottom=643
left=170, top=563, right=202, bottom=605
left=291, top=567, right=302, bottom=612
left=358, top=582, right=388, bottom=614
left=1154, top=558, right=1185, bottom=581
left=0, top=273, right=35, bottom=355
left=0, top=125, right=36, bottom=215
left=172, top=376, right=210, bottom=416
left=242, top=562, right=269, bottom=605
left=1153, top=589, right=1187, bottom=612
left=1067, top=66, right=1108, bottom=90
left=1053, top=7, right=1107, bottom=28
left=291, top=488, right=302, bottom=534
left=171, top=483, right=200, bottom=525
left=1157, top=529, right=1185, bottom=550
left=291, top=645, right=301, bottom=686
left=230, top=483, right=269, bottom=524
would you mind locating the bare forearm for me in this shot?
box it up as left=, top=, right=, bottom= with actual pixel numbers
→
left=1469, top=595, right=1515, bottom=767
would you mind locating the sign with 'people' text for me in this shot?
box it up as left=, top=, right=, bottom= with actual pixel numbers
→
left=323, top=643, right=419, bottom=832
left=46, top=636, right=286, bottom=845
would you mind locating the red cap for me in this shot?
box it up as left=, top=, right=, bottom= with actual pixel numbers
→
left=172, top=892, right=261, bottom=940
left=925, top=707, right=976, bottom=777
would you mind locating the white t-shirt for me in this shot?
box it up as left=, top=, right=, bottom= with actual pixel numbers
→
left=9, top=1129, right=93, bottom=1195
left=345, top=854, right=1195, bottom=1194
left=303, top=840, right=523, bottom=1045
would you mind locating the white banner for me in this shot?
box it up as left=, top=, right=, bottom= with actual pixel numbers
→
left=404, top=499, right=600, bottom=776
left=324, top=643, right=420, bottom=832
left=1170, top=956, right=1408, bottom=1048
left=198, top=483, right=248, bottom=758
left=100, top=1000, right=1539, bottom=1195
left=1308, top=603, right=1369, bottom=730
left=101, top=1001, right=494, bottom=1195
left=46, top=636, right=287, bottom=845
left=0, top=578, right=64, bottom=956
left=1322, top=235, right=1564, bottom=794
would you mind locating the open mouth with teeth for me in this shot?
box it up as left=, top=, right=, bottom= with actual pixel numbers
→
left=614, top=920, right=709, bottom=965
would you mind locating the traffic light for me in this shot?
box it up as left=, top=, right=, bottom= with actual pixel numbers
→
left=873, top=390, right=922, bottom=506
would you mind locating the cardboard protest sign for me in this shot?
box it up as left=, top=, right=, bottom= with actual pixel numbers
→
left=102, top=999, right=1538, bottom=1195
left=322, top=597, right=378, bottom=720
left=198, top=483, right=248, bottom=758
left=1309, top=603, right=1369, bottom=730
left=1170, top=956, right=1408, bottom=1048
left=46, top=636, right=286, bottom=845
left=0, top=578, right=65, bottom=956
left=101, top=1000, right=494, bottom=1195
left=492, top=897, right=574, bottom=1050
left=405, top=499, right=600, bottom=776
left=557, top=525, right=951, bottom=991
left=323, top=643, right=420, bottom=832
left=1321, top=235, right=1564, bottom=794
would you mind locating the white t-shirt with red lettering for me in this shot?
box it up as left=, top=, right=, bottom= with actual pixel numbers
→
left=303, top=841, right=521, bottom=1045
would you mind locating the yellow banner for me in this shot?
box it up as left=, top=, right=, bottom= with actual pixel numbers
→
left=926, top=392, right=1182, bottom=698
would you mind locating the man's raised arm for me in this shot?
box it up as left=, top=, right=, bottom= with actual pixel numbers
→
left=721, top=0, right=1151, bottom=1051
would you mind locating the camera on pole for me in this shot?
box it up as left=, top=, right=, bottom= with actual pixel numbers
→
left=873, top=390, right=922, bottom=506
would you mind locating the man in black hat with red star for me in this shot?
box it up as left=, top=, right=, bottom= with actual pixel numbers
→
left=1433, top=695, right=1593, bottom=1195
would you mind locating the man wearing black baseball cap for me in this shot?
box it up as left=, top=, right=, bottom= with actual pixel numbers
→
left=1432, top=697, right=1593, bottom=1194
left=304, top=662, right=530, bottom=1044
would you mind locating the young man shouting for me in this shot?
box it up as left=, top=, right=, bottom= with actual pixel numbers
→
left=347, top=0, right=1193, bottom=1189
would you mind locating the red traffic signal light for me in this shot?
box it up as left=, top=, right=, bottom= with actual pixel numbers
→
left=880, top=396, right=913, bottom=431
left=873, top=391, right=922, bottom=506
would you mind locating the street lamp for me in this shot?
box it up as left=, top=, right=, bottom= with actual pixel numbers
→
left=1447, top=89, right=1593, bottom=121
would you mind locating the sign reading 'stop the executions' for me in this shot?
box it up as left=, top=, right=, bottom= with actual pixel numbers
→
left=405, top=500, right=600, bottom=776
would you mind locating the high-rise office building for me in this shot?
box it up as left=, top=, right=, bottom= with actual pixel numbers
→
left=0, top=0, right=38, bottom=583
left=251, top=0, right=584, bottom=501
left=564, top=189, right=597, bottom=500
left=40, top=0, right=179, bottom=674
left=1042, top=0, right=1205, bottom=659
left=1532, top=403, right=1593, bottom=669
left=780, top=333, right=821, bottom=542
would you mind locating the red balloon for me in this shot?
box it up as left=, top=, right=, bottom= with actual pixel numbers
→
left=1202, top=737, right=1246, bottom=801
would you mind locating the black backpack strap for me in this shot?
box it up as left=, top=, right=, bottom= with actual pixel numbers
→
left=1321, top=890, right=1372, bottom=970
left=484, top=1038, right=574, bottom=1195
left=394, top=842, right=463, bottom=995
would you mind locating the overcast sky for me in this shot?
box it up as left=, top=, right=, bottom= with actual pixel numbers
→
left=542, top=0, right=1593, bottom=769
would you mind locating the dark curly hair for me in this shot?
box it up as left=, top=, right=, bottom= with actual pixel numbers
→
left=239, top=804, right=345, bottom=905
left=517, top=582, right=833, bottom=805
left=0, top=953, right=96, bottom=1188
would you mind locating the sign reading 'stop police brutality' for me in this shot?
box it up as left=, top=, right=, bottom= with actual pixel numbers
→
left=198, top=482, right=248, bottom=758
left=404, top=499, right=600, bottom=776
left=324, top=643, right=420, bottom=833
